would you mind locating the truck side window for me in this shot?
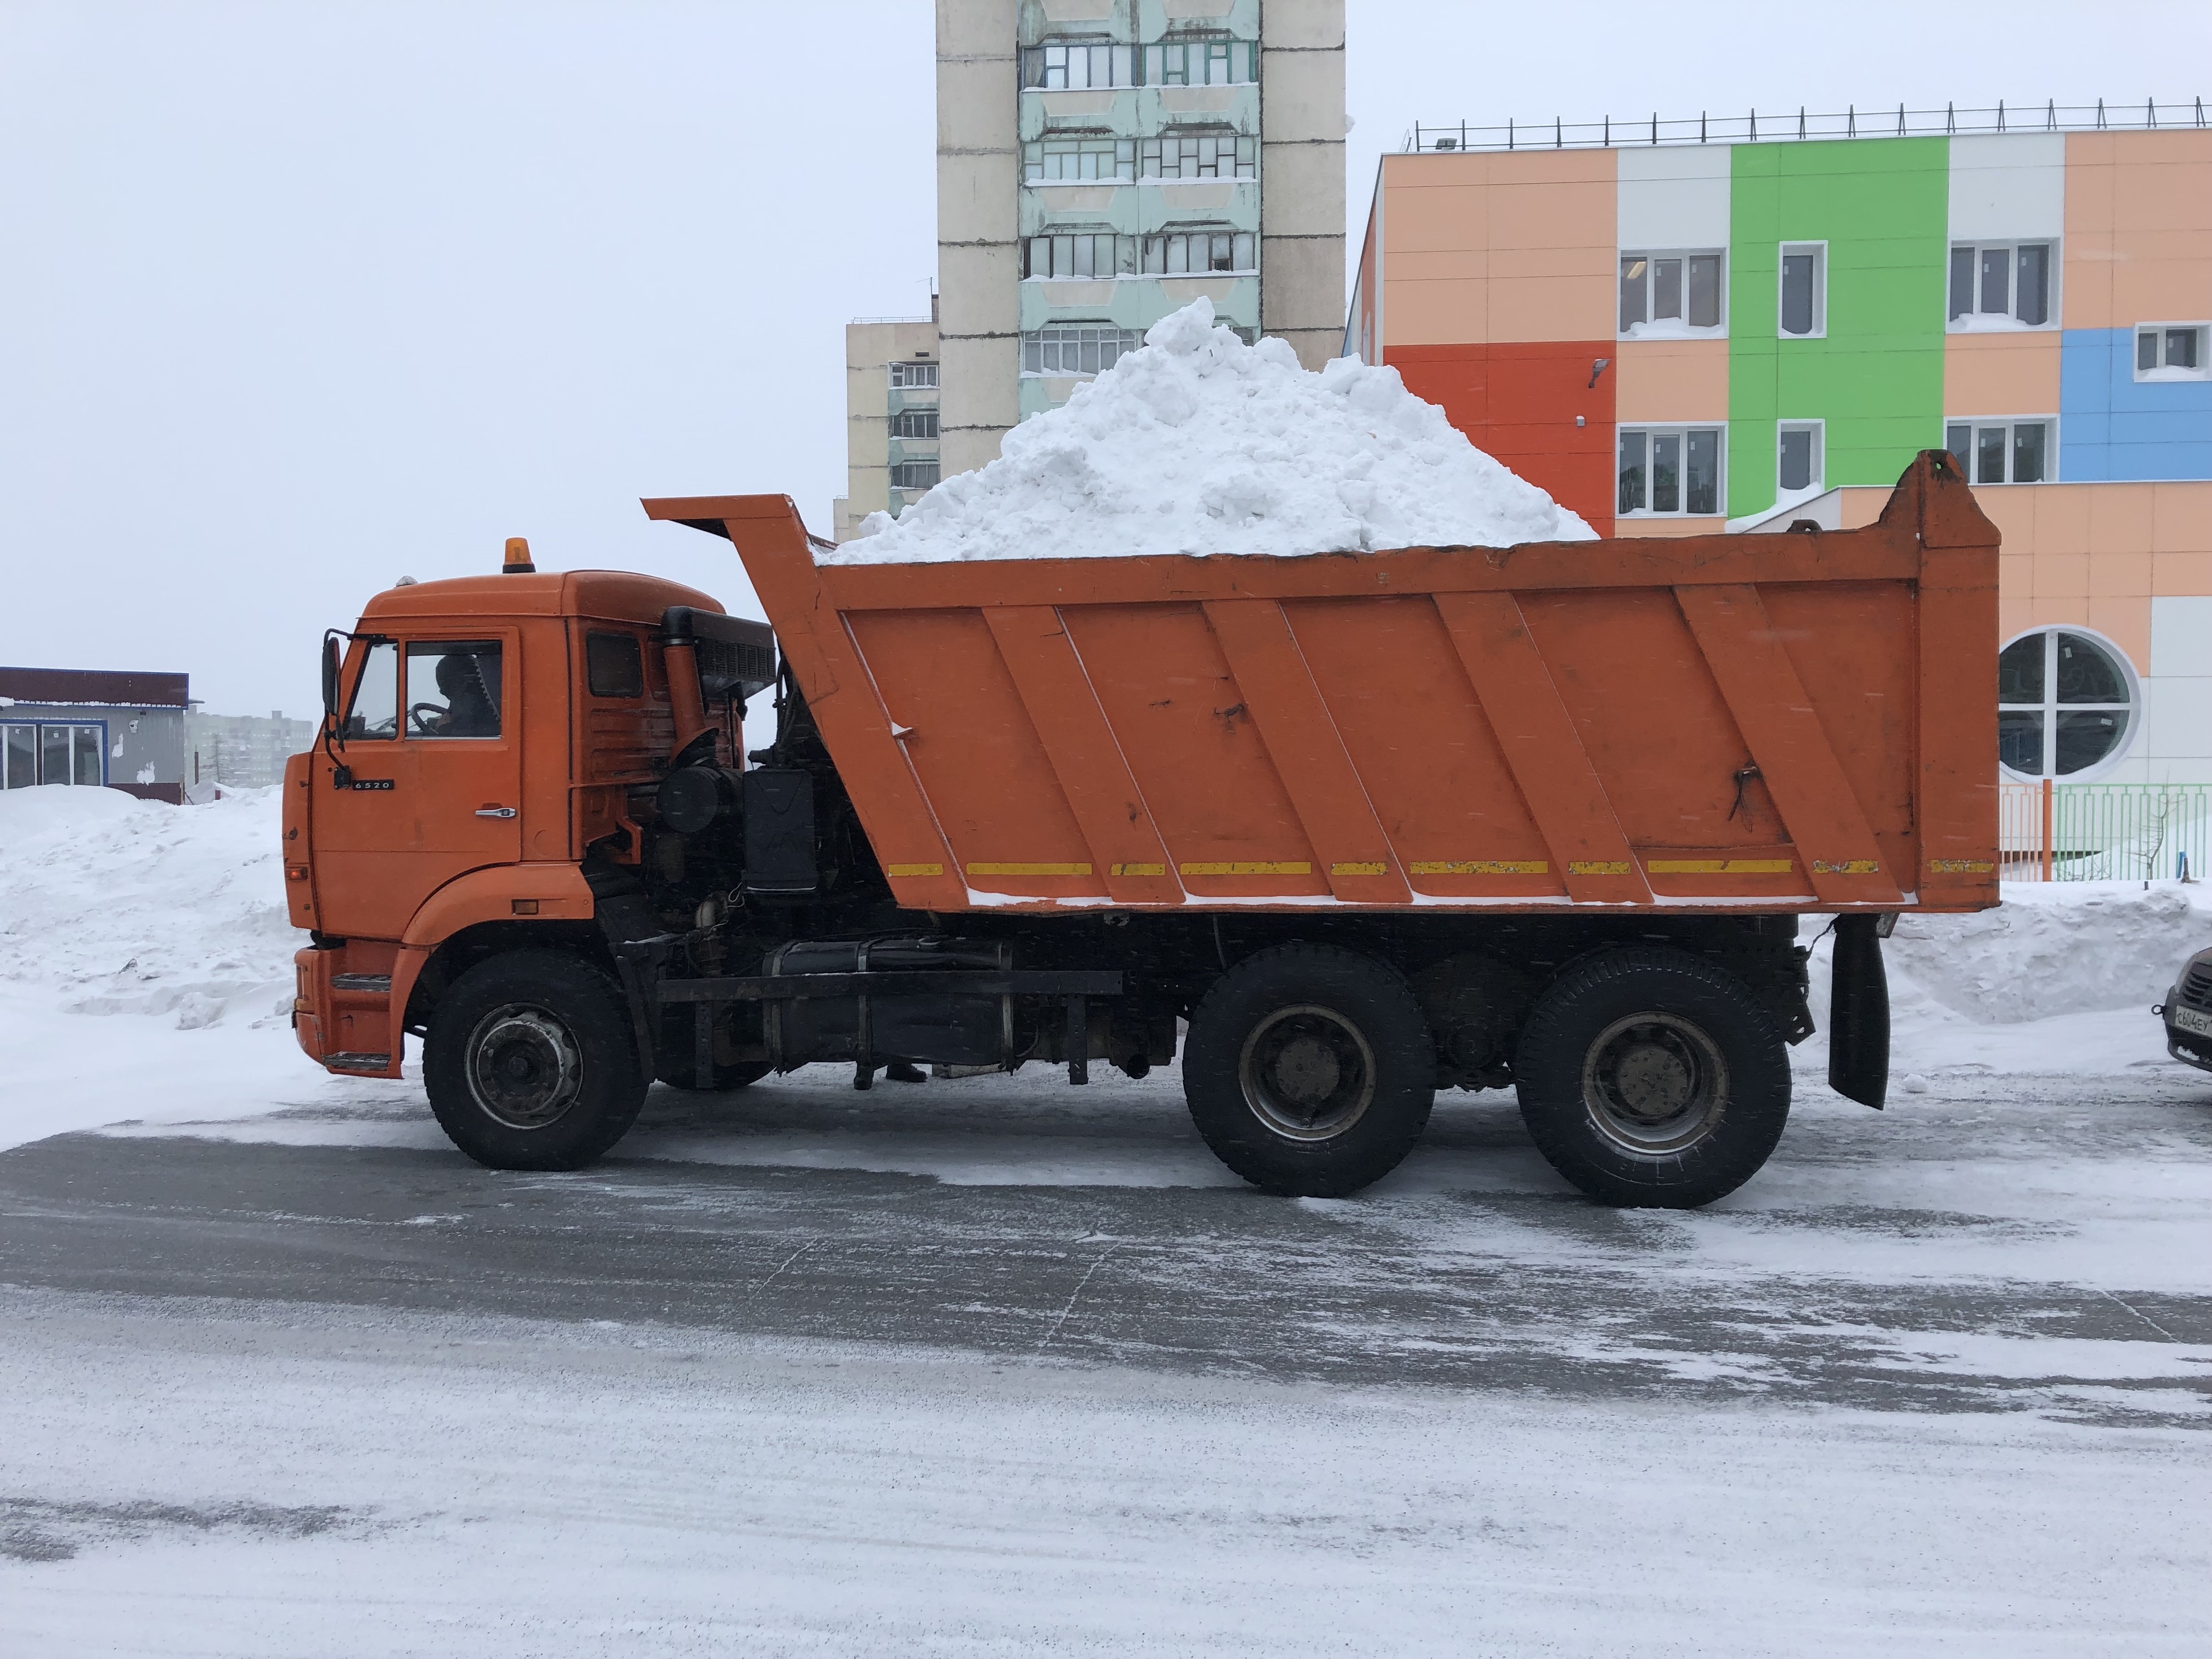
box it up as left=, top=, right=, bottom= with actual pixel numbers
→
left=586, top=631, right=644, bottom=698
left=343, top=640, right=399, bottom=740
left=405, top=641, right=503, bottom=738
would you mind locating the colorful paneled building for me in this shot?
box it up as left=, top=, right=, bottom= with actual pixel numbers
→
left=1348, top=124, right=2212, bottom=787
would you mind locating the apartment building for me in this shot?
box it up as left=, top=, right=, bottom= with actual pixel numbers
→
left=1348, top=111, right=2212, bottom=789
left=184, top=706, right=315, bottom=795
left=832, top=311, right=941, bottom=544
left=934, top=0, right=1344, bottom=481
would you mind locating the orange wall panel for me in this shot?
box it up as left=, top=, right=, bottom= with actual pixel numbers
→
left=2063, top=131, right=2212, bottom=330
left=1615, top=338, right=1729, bottom=422
left=1943, top=332, right=2061, bottom=415
left=1379, top=151, right=1615, bottom=347
left=1387, top=341, right=1617, bottom=532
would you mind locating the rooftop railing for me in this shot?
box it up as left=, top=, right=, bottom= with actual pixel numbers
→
left=1405, top=98, right=2208, bottom=155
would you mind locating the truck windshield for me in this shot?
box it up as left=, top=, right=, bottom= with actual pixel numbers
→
left=343, top=640, right=399, bottom=740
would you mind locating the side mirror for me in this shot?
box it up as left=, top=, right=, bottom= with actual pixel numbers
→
left=321, top=635, right=341, bottom=719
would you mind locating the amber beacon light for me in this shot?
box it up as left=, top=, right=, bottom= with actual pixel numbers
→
left=503, top=537, right=535, bottom=574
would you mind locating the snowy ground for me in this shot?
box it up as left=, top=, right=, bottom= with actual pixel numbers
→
left=3, top=785, right=2210, bottom=1654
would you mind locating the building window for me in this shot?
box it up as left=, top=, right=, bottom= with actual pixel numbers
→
left=1025, top=232, right=1138, bottom=279
left=890, top=460, right=940, bottom=490
left=890, top=360, right=937, bottom=390
left=1945, top=419, right=2051, bottom=484
left=2136, top=323, right=2209, bottom=381
left=1618, top=250, right=1724, bottom=335
left=1021, top=41, right=1137, bottom=90
left=1948, top=241, right=2053, bottom=329
left=890, top=408, right=938, bottom=439
left=1141, top=131, right=1255, bottom=180
left=1022, top=324, right=1144, bottom=376
left=1998, top=628, right=2137, bottom=780
left=1024, top=136, right=1136, bottom=183
left=1617, top=427, right=1722, bottom=516
left=1142, top=228, right=1255, bottom=275
left=1, top=721, right=103, bottom=787
left=1144, top=38, right=1257, bottom=86
left=1777, top=421, right=1824, bottom=495
left=1779, top=242, right=1825, bottom=337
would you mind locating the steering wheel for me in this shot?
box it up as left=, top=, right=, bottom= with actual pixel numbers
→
left=408, top=702, right=447, bottom=734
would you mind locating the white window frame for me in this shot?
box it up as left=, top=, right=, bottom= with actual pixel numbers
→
left=1, top=720, right=106, bottom=788
left=1617, top=248, right=1728, bottom=339
left=1944, top=416, right=2056, bottom=486
left=1616, top=425, right=1725, bottom=518
left=1021, top=323, right=1145, bottom=378
left=1024, top=230, right=1139, bottom=280
left=889, top=407, right=938, bottom=441
left=1947, top=240, right=2058, bottom=332
left=1022, top=41, right=1137, bottom=92
left=1141, top=227, right=1256, bottom=276
left=1139, top=131, right=1256, bottom=182
left=889, top=360, right=938, bottom=390
left=2135, top=321, right=2211, bottom=382
left=1776, top=420, right=1825, bottom=497
left=1024, top=136, right=1137, bottom=184
left=1777, top=241, right=1826, bottom=340
left=1997, top=625, right=2140, bottom=783
left=889, top=458, right=940, bottom=492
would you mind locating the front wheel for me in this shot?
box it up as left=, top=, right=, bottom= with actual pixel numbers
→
left=424, top=951, right=647, bottom=1171
left=1183, top=944, right=1435, bottom=1197
left=1514, top=947, right=1790, bottom=1208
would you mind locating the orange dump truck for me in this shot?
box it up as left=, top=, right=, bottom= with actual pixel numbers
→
left=286, top=452, right=1997, bottom=1206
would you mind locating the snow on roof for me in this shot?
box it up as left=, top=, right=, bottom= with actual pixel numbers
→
left=826, top=298, right=1595, bottom=566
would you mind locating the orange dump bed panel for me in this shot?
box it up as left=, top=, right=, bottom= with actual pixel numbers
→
left=644, top=453, right=1998, bottom=916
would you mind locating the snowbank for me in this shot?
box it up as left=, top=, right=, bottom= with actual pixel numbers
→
left=832, top=298, right=1595, bottom=564
left=0, top=785, right=321, bottom=1151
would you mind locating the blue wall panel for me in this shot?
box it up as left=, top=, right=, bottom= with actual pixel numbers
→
left=2059, top=328, right=2212, bottom=481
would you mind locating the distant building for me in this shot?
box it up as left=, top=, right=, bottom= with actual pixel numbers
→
left=0, top=666, right=190, bottom=803
left=185, top=707, right=316, bottom=795
left=832, top=305, right=941, bottom=543
left=933, top=0, right=1346, bottom=479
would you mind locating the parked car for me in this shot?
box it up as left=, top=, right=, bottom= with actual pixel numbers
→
left=2158, top=947, right=2212, bottom=1072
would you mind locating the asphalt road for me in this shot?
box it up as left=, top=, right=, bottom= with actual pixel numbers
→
left=4, top=1062, right=2209, bottom=1426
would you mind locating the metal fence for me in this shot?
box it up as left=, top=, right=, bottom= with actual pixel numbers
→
left=1406, top=98, right=2207, bottom=155
left=1997, top=781, right=2211, bottom=883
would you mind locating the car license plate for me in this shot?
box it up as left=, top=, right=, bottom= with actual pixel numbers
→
left=2174, top=1005, right=2212, bottom=1039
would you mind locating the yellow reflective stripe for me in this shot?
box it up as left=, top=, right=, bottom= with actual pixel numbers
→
left=1813, top=859, right=1881, bottom=874
left=1178, top=861, right=1313, bottom=877
left=1109, top=862, right=1167, bottom=877
left=1407, top=860, right=1549, bottom=875
left=1646, top=859, right=1796, bottom=874
left=885, top=863, right=945, bottom=878
left=1927, top=859, right=1995, bottom=873
left=1329, top=861, right=1388, bottom=877
left=1567, top=861, right=1633, bottom=876
left=966, top=862, right=1093, bottom=877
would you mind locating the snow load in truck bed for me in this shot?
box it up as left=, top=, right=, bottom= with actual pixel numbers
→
left=830, top=298, right=1596, bottom=565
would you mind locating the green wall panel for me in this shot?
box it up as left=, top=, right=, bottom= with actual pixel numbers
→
left=1726, top=138, right=1948, bottom=517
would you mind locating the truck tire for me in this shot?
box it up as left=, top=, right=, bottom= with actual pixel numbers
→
left=1183, top=944, right=1435, bottom=1198
left=653, top=1007, right=771, bottom=1092
left=424, top=951, right=647, bottom=1171
left=1514, top=947, right=1790, bottom=1209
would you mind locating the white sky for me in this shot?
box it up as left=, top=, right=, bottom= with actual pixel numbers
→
left=2, top=1, right=2204, bottom=716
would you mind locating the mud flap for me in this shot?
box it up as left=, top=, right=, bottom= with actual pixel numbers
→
left=1827, top=915, right=1889, bottom=1109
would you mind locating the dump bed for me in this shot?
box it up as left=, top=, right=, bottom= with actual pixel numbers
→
left=645, top=452, right=1997, bottom=918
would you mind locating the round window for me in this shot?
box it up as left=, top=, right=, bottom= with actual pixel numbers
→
left=1996, top=627, right=2138, bottom=780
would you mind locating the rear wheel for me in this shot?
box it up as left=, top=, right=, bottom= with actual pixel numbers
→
left=1514, top=947, right=1789, bottom=1208
left=1184, top=945, right=1435, bottom=1197
left=424, top=951, right=646, bottom=1171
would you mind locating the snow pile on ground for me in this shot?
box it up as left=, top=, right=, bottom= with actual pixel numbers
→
left=833, top=297, right=1596, bottom=564
left=0, top=784, right=297, bottom=1020
left=1885, top=883, right=2204, bottom=1023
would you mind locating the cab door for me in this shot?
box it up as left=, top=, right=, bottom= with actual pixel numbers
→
left=313, top=633, right=523, bottom=941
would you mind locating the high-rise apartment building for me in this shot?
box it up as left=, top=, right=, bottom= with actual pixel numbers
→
left=831, top=309, right=941, bottom=544
left=935, top=0, right=1344, bottom=481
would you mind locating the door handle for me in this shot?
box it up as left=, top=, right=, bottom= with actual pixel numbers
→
left=475, top=805, right=517, bottom=819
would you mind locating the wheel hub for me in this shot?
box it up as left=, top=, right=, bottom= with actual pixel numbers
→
left=467, top=1006, right=584, bottom=1130
left=1238, top=1006, right=1376, bottom=1142
left=1581, top=1013, right=1728, bottom=1155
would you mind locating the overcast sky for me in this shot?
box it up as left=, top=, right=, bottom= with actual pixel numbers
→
left=3, top=1, right=2204, bottom=716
